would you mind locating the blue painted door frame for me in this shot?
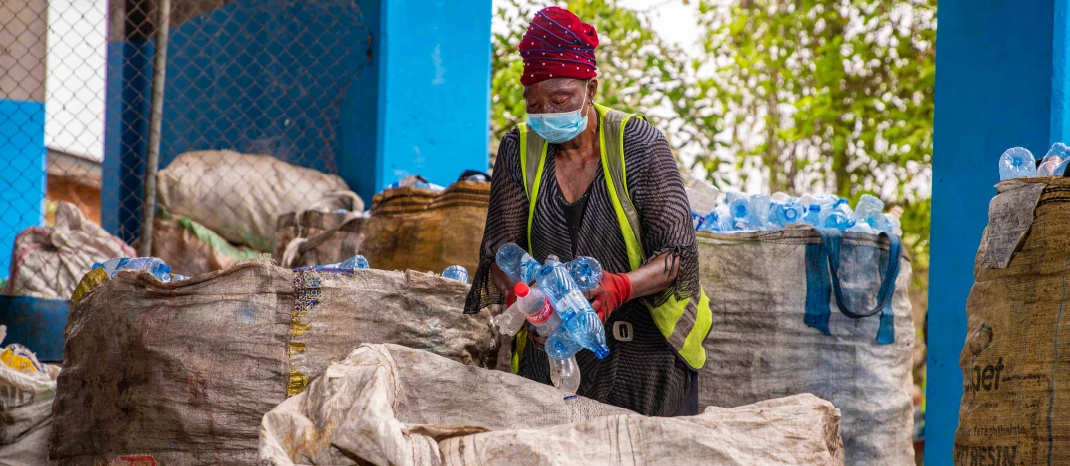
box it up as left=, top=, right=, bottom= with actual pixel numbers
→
left=929, top=0, right=1070, bottom=463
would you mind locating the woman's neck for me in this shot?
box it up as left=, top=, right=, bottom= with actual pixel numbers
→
left=557, top=106, right=599, bottom=157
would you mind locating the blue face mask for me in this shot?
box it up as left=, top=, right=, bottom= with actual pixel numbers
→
left=528, top=102, right=590, bottom=144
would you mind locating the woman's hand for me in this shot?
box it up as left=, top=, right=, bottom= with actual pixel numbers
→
left=584, top=272, right=633, bottom=323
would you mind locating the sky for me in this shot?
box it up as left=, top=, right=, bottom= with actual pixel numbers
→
left=45, top=0, right=108, bottom=160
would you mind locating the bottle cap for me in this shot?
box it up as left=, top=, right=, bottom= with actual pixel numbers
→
left=513, top=282, right=530, bottom=298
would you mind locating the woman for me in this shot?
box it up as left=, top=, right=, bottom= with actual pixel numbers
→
left=464, top=6, right=712, bottom=416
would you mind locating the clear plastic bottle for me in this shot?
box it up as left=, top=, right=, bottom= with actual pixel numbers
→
left=509, top=283, right=561, bottom=336
left=491, top=283, right=555, bottom=337
left=442, top=265, right=469, bottom=284
left=566, top=256, right=602, bottom=291
left=93, top=257, right=173, bottom=282
left=998, top=147, right=1037, bottom=181
left=750, top=194, right=773, bottom=231
left=496, top=242, right=540, bottom=285
left=1057, top=157, right=1070, bottom=176
left=534, top=258, right=610, bottom=359
left=339, top=255, right=370, bottom=269
left=548, top=354, right=580, bottom=394
left=823, top=198, right=856, bottom=231
left=803, top=194, right=835, bottom=227
left=773, top=197, right=806, bottom=227
left=714, top=204, right=734, bottom=232
left=545, top=326, right=583, bottom=359
left=1040, top=143, right=1068, bottom=175
left=851, top=194, right=885, bottom=230
left=727, top=192, right=759, bottom=231
left=686, top=178, right=721, bottom=219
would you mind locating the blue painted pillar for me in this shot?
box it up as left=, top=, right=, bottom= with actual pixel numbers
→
left=929, top=0, right=1060, bottom=463
left=361, top=0, right=492, bottom=201
left=0, top=0, right=47, bottom=275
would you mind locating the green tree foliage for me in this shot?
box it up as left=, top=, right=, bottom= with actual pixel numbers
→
left=697, top=0, right=935, bottom=269
left=490, top=0, right=934, bottom=276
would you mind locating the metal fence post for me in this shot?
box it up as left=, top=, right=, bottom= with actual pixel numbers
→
left=138, top=0, right=171, bottom=257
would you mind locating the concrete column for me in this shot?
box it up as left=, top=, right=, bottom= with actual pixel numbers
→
left=929, top=0, right=1060, bottom=463
left=0, top=0, right=47, bottom=273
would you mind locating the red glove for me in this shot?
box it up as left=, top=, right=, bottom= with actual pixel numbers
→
left=586, top=272, right=632, bottom=324
left=505, top=289, right=518, bottom=308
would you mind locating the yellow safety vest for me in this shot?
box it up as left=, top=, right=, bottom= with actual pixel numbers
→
left=511, top=103, right=713, bottom=372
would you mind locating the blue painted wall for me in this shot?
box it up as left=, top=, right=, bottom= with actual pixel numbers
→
left=0, top=99, right=46, bottom=275
left=375, top=0, right=491, bottom=192
left=929, top=0, right=1057, bottom=463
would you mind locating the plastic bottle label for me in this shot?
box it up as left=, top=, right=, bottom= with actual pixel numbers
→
left=527, top=299, right=554, bottom=324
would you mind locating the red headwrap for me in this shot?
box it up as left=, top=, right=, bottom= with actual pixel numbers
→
left=519, top=6, right=599, bottom=87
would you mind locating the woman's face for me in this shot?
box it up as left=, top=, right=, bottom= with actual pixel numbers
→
left=523, top=78, right=597, bottom=115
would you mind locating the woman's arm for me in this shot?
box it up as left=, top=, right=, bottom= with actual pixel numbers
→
left=464, top=131, right=530, bottom=314
left=624, top=251, right=680, bottom=299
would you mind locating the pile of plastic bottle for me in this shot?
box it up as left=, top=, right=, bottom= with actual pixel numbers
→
left=998, top=142, right=1070, bottom=181
left=92, top=257, right=189, bottom=283
left=494, top=243, right=609, bottom=398
left=685, top=179, right=903, bottom=235
left=307, top=255, right=471, bottom=286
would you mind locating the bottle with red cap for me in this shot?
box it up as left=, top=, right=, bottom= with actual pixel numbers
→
left=492, top=283, right=560, bottom=337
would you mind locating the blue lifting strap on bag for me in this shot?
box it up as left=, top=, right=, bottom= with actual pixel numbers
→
left=804, top=228, right=902, bottom=344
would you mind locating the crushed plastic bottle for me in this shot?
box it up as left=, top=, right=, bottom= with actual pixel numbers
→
left=340, top=255, right=370, bottom=269
left=1040, top=143, right=1069, bottom=176
left=1056, top=157, right=1070, bottom=177
left=750, top=194, right=773, bottom=231
left=496, top=243, right=541, bottom=285
left=998, top=147, right=1037, bottom=181
left=726, top=192, right=760, bottom=231
left=93, top=257, right=177, bottom=282
left=772, top=197, right=806, bottom=228
left=535, top=258, right=610, bottom=359
left=686, top=178, right=721, bottom=219
left=442, top=265, right=469, bottom=284
left=313, top=255, right=369, bottom=270
left=548, top=354, right=580, bottom=395
left=824, top=199, right=856, bottom=230
left=465, top=173, right=489, bottom=182
left=851, top=194, right=886, bottom=230
left=1039, top=143, right=1067, bottom=176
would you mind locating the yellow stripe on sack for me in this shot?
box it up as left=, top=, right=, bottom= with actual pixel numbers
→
left=72, top=267, right=109, bottom=304
left=287, top=369, right=309, bottom=397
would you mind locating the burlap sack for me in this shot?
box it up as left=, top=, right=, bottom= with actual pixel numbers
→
left=274, top=210, right=368, bottom=269
left=0, top=326, right=60, bottom=466
left=150, top=206, right=258, bottom=277
left=49, top=260, right=494, bottom=465
left=955, top=178, right=1070, bottom=465
left=6, top=202, right=135, bottom=300
left=156, top=150, right=361, bottom=252
left=359, top=180, right=489, bottom=275
left=259, top=344, right=844, bottom=465
left=697, top=227, right=914, bottom=465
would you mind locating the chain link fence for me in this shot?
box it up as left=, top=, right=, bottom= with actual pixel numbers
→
left=1, top=0, right=372, bottom=298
